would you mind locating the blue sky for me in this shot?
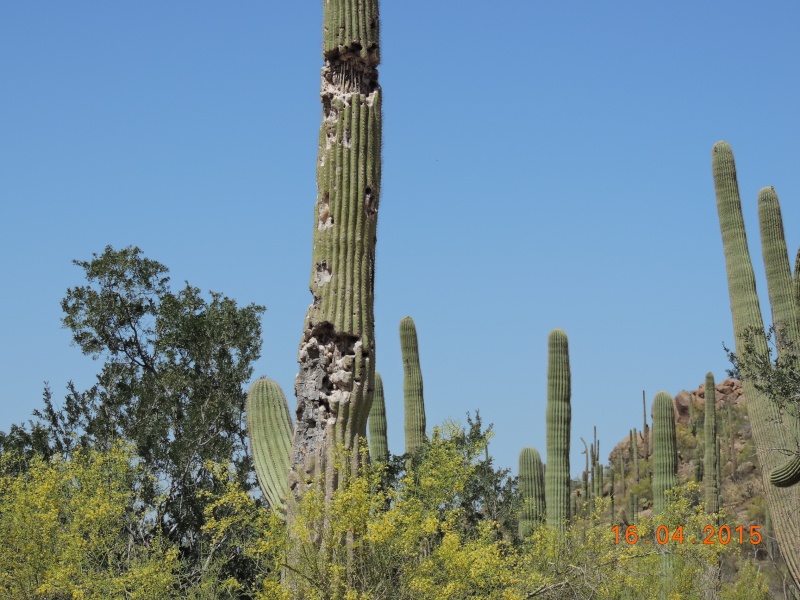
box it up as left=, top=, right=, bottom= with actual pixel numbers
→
left=2, top=2, right=799, bottom=477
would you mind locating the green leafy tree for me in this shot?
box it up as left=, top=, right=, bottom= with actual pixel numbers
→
left=26, top=245, right=265, bottom=566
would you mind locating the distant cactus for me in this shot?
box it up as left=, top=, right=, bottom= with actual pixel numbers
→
left=246, top=378, right=293, bottom=512
left=689, top=392, right=697, bottom=437
left=518, top=447, right=546, bottom=537
left=545, top=329, right=572, bottom=531
left=642, top=391, right=649, bottom=461
left=401, top=316, right=426, bottom=457
left=368, top=371, right=389, bottom=463
left=652, top=391, right=678, bottom=515
left=704, top=373, right=719, bottom=514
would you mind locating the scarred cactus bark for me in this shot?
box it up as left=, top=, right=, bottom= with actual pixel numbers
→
left=289, top=0, right=382, bottom=513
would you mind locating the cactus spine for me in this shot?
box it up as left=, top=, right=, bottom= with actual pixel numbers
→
left=518, top=447, right=546, bottom=538
left=704, top=373, right=719, bottom=515
left=652, top=391, right=678, bottom=515
left=368, top=371, right=389, bottom=463
left=290, top=0, right=382, bottom=511
left=400, top=316, right=426, bottom=457
left=246, top=378, right=293, bottom=512
left=545, top=329, right=571, bottom=531
left=713, top=141, right=800, bottom=584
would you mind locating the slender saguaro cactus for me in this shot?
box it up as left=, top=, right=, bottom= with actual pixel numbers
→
left=368, top=371, right=389, bottom=463
left=758, top=186, right=800, bottom=487
left=518, top=447, right=546, bottom=538
left=642, top=391, right=649, bottom=461
left=290, top=0, right=382, bottom=512
left=400, top=316, right=426, bottom=457
left=652, top=391, right=678, bottom=515
left=609, top=465, right=615, bottom=521
left=545, top=329, right=571, bottom=531
left=713, top=141, right=800, bottom=585
left=247, top=378, right=293, bottom=512
left=704, top=373, right=719, bottom=515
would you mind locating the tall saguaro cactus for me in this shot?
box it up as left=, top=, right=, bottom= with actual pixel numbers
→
left=368, top=371, right=389, bottom=463
left=518, top=447, right=546, bottom=538
left=652, top=391, right=678, bottom=515
left=290, top=0, right=382, bottom=511
left=712, top=141, right=800, bottom=585
left=545, top=329, right=571, bottom=531
left=758, top=185, right=800, bottom=487
left=401, top=316, right=426, bottom=457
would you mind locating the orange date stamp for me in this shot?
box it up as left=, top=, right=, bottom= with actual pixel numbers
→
left=612, top=525, right=762, bottom=545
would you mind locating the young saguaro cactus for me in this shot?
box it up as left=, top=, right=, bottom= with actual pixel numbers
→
left=704, top=373, right=719, bottom=515
left=713, top=142, right=800, bottom=584
left=290, top=0, right=382, bottom=511
left=368, top=371, right=389, bottom=463
left=518, top=447, right=546, bottom=538
left=246, top=378, right=293, bottom=512
left=401, top=316, right=426, bottom=457
left=545, top=329, right=571, bottom=531
left=652, top=391, right=678, bottom=515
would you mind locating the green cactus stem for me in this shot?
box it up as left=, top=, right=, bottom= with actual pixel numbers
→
left=704, top=373, right=719, bottom=515
left=652, top=391, right=678, bottom=515
left=246, top=378, right=293, bottom=512
left=758, top=185, right=800, bottom=489
left=545, top=329, right=572, bottom=531
left=518, top=447, right=546, bottom=538
left=609, top=465, right=615, bottom=521
left=368, top=371, right=389, bottom=463
left=290, top=0, right=382, bottom=513
left=713, top=141, right=800, bottom=583
left=642, top=391, right=649, bottom=460
left=400, top=316, right=426, bottom=457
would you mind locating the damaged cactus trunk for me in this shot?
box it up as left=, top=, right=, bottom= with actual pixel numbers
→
left=289, top=0, right=382, bottom=518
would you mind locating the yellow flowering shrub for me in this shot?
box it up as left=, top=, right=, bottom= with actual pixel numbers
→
left=0, top=443, right=180, bottom=599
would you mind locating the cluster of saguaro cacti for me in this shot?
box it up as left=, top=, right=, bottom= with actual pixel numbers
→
left=712, top=141, right=800, bottom=584
left=703, top=372, right=719, bottom=515
left=545, top=329, right=572, bottom=531
left=246, top=378, right=293, bottom=512
left=288, top=0, right=382, bottom=514
left=401, top=316, right=426, bottom=458
left=518, top=447, right=546, bottom=538
left=368, top=372, right=389, bottom=463
left=652, top=391, right=678, bottom=515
